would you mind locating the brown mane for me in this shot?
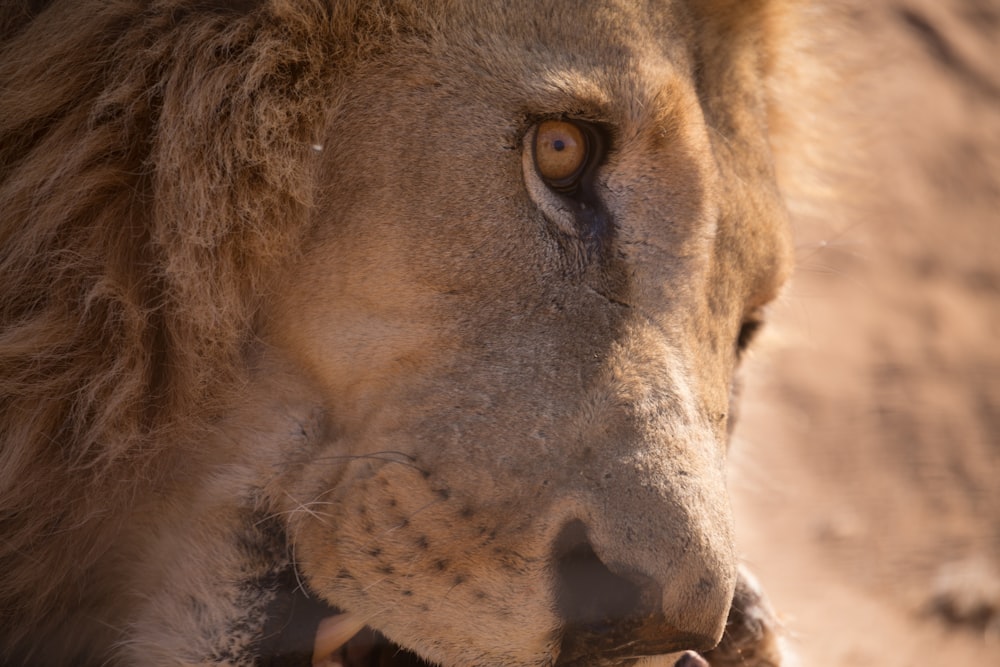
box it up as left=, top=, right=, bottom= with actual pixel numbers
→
left=0, top=0, right=353, bottom=637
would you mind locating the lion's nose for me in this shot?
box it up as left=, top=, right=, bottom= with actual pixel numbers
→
left=552, top=521, right=723, bottom=664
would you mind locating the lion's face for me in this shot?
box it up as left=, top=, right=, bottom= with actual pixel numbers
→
left=257, top=3, right=792, bottom=665
left=0, top=0, right=793, bottom=665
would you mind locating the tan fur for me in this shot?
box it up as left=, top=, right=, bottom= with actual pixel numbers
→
left=1, top=1, right=803, bottom=665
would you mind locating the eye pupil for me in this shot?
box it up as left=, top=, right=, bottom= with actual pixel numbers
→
left=533, top=120, right=590, bottom=190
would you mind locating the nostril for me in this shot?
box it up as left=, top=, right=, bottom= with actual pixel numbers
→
left=552, top=521, right=720, bottom=665
left=553, top=520, right=645, bottom=631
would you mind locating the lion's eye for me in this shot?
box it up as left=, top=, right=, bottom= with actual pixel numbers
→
left=736, top=317, right=764, bottom=356
left=534, top=120, right=590, bottom=191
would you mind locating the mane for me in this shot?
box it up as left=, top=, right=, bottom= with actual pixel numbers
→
left=0, top=0, right=353, bottom=634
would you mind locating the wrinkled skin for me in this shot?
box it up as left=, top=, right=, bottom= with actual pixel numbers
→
left=0, top=1, right=795, bottom=666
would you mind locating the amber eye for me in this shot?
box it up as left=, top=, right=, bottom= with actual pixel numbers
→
left=534, top=120, right=590, bottom=191
left=736, top=317, right=763, bottom=356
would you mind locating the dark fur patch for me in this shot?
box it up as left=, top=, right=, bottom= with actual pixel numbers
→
left=254, top=568, right=335, bottom=667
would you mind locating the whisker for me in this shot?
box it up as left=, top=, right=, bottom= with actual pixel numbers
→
left=281, top=490, right=336, bottom=530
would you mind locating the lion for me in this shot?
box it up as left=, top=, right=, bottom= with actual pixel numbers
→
left=0, top=0, right=801, bottom=665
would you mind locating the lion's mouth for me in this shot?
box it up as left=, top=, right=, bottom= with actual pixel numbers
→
left=256, top=568, right=687, bottom=667
left=255, top=569, right=434, bottom=667
left=312, top=613, right=430, bottom=667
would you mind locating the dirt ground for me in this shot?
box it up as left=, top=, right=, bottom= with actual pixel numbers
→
left=730, top=0, right=1000, bottom=664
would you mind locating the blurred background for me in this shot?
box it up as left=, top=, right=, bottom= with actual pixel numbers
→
left=729, top=0, right=1000, bottom=663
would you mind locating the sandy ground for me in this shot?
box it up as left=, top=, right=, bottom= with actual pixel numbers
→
left=729, top=0, right=1000, bottom=664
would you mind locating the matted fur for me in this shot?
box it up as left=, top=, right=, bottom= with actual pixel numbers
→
left=1, top=1, right=809, bottom=665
